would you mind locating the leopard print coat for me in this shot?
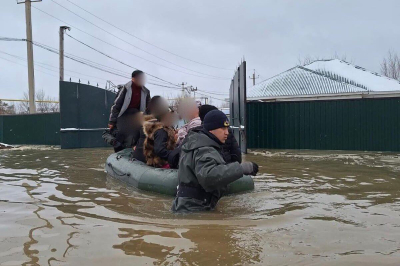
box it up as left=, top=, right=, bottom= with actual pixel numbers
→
left=143, top=120, right=176, bottom=167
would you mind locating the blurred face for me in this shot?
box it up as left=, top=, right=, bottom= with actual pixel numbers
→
left=210, top=127, right=229, bottom=143
left=161, top=112, right=175, bottom=127
left=132, top=73, right=146, bottom=87
left=178, top=98, right=199, bottom=121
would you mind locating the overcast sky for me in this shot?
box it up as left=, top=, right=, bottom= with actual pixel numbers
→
left=1, top=0, right=399, bottom=104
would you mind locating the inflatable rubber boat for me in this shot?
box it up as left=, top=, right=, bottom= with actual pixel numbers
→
left=105, top=149, right=254, bottom=196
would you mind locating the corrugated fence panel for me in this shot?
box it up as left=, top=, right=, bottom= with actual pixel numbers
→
left=0, top=113, right=60, bottom=145
left=0, top=116, right=3, bottom=143
left=60, top=81, right=116, bottom=149
left=247, top=97, right=400, bottom=152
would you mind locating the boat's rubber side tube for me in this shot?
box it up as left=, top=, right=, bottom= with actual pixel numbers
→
left=105, top=149, right=254, bottom=196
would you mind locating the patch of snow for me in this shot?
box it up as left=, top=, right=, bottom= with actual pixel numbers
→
left=305, top=59, right=400, bottom=92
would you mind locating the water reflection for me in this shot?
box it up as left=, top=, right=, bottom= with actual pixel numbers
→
left=0, top=148, right=399, bottom=265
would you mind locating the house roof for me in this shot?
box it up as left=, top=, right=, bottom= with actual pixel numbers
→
left=306, top=59, right=400, bottom=92
left=248, top=59, right=400, bottom=99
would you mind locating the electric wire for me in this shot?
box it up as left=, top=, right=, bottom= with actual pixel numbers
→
left=28, top=38, right=181, bottom=87
left=29, top=7, right=189, bottom=86
left=0, top=38, right=181, bottom=88
left=65, top=33, right=227, bottom=80
left=47, top=0, right=231, bottom=79
left=197, top=89, right=229, bottom=96
left=33, top=42, right=181, bottom=88
left=64, top=0, right=233, bottom=71
left=0, top=55, right=59, bottom=79
left=195, top=91, right=229, bottom=102
left=0, top=50, right=124, bottom=84
left=1, top=39, right=230, bottom=100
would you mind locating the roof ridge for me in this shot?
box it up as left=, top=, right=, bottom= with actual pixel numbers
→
left=306, top=59, right=400, bottom=84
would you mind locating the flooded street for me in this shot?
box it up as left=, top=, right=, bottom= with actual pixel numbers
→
left=0, top=147, right=399, bottom=265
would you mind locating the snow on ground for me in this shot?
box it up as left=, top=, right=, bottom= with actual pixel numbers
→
left=305, top=59, right=400, bottom=92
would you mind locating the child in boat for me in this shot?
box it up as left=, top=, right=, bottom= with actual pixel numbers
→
left=175, top=98, right=201, bottom=146
left=131, top=96, right=163, bottom=163
left=143, top=98, right=180, bottom=169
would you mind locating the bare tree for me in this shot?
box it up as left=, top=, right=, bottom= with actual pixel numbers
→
left=381, top=50, right=400, bottom=81
left=36, top=89, right=59, bottom=113
left=17, top=92, right=30, bottom=114
left=18, top=89, right=59, bottom=114
left=0, top=100, right=16, bottom=115
left=298, top=55, right=321, bottom=66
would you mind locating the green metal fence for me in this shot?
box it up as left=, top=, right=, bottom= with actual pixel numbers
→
left=0, top=113, right=60, bottom=145
left=60, top=81, right=116, bottom=149
left=247, top=97, right=400, bottom=151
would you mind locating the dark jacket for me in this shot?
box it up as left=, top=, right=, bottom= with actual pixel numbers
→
left=171, top=130, right=244, bottom=212
left=143, top=120, right=179, bottom=168
left=186, top=126, right=242, bottom=164
left=109, top=81, right=150, bottom=125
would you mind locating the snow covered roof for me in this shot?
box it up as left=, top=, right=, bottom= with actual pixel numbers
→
left=306, top=59, right=400, bottom=92
left=248, top=59, right=400, bottom=99
left=248, top=65, right=367, bottom=98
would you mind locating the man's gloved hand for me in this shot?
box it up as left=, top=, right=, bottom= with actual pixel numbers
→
left=241, top=162, right=259, bottom=176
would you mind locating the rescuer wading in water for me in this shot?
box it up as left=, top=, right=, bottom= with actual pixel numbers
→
left=172, top=110, right=258, bottom=212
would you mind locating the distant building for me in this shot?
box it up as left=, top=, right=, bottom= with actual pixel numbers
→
left=248, top=59, right=400, bottom=100
left=245, top=59, right=400, bottom=152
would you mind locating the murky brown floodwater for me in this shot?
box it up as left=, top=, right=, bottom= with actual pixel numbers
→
left=0, top=147, right=400, bottom=265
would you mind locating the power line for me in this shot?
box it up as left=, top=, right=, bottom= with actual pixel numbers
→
left=197, top=89, right=229, bottom=96
left=0, top=37, right=182, bottom=89
left=0, top=47, right=178, bottom=90
left=28, top=7, right=189, bottom=85
left=46, top=1, right=231, bottom=78
left=31, top=41, right=184, bottom=89
left=0, top=55, right=59, bottom=79
left=25, top=38, right=180, bottom=87
left=0, top=37, right=26, bottom=42
left=62, top=35, right=181, bottom=86
left=195, top=91, right=229, bottom=102
left=65, top=33, right=228, bottom=80
left=62, top=0, right=233, bottom=71
left=0, top=50, right=124, bottom=84
left=0, top=53, right=105, bottom=86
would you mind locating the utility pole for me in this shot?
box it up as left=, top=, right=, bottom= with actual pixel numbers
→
left=18, top=0, right=42, bottom=113
left=180, top=82, right=187, bottom=97
left=59, top=26, right=71, bottom=81
left=249, top=69, right=259, bottom=86
left=190, top=86, right=198, bottom=99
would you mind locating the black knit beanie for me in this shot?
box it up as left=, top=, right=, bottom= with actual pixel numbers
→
left=199, top=104, right=218, bottom=122
left=203, top=110, right=230, bottom=131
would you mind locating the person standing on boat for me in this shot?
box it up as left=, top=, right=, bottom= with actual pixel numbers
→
left=172, top=110, right=258, bottom=212
left=108, top=70, right=151, bottom=149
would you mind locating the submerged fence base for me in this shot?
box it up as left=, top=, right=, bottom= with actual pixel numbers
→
left=0, top=113, right=60, bottom=145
